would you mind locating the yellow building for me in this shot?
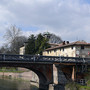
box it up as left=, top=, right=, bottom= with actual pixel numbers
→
left=43, top=41, right=90, bottom=58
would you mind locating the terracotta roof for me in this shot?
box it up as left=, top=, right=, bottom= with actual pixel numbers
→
left=49, top=43, right=60, bottom=46
left=44, top=41, right=90, bottom=51
left=71, top=41, right=87, bottom=44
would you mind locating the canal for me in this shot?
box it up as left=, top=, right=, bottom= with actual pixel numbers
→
left=0, top=78, right=38, bottom=90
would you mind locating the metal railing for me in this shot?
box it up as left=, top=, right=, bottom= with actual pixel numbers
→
left=0, top=54, right=90, bottom=64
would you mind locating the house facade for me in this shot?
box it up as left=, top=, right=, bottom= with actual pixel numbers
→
left=19, top=46, right=25, bottom=55
left=43, top=41, right=90, bottom=58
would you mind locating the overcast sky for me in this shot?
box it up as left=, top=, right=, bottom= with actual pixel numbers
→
left=0, top=0, right=90, bottom=46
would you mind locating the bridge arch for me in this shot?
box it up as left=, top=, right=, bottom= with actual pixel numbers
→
left=24, top=64, right=53, bottom=90
left=0, top=63, right=53, bottom=90
left=28, top=68, right=48, bottom=89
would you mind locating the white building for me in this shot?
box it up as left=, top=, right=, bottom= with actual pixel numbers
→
left=43, top=41, right=90, bottom=58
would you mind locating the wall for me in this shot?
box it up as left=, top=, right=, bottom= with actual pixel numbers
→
left=19, top=46, right=25, bottom=55
left=43, top=46, right=76, bottom=57
left=76, top=46, right=90, bottom=57
left=43, top=45, right=90, bottom=57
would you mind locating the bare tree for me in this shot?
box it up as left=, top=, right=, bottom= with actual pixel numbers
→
left=49, top=34, right=63, bottom=44
left=4, top=25, right=27, bottom=54
left=43, top=32, right=63, bottom=44
left=10, top=36, right=27, bottom=54
left=4, top=25, right=21, bottom=43
left=0, top=45, right=11, bottom=54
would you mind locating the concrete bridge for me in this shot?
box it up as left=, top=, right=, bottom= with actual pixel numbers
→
left=0, top=54, right=90, bottom=90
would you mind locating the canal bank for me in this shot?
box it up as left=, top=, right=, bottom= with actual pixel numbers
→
left=0, top=71, right=39, bottom=89
left=0, top=71, right=39, bottom=83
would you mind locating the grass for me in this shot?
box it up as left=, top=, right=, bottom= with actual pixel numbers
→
left=0, top=67, right=24, bottom=73
left=66, top=82, right=90, bottom=90
left=0, top=70, right=24, bottom=73
left=66, top=68, right=90, bottom=90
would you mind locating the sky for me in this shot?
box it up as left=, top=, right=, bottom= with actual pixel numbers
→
left=0, top=0, right=90, bottom=46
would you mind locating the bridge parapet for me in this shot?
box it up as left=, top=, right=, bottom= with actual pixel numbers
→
left=0, top=54, right=90, bottom=64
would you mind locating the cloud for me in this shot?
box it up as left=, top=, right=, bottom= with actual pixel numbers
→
left=0, top=0, right=90, bottom=47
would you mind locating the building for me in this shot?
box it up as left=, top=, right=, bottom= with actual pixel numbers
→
left=19, top=42, right=28, bottom=55
left=19, top=46, right=25, bottom=55
left=43, top=41, right=90, bottom=58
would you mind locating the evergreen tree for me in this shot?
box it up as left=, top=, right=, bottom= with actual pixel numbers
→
left=35, top=33, right=44, bottom=54
left=25, top=34, right=35, bottom=55
left=25, top=32, right=62, bottom=55
left=38, top=38, right=50, bottom=55
left=25, top=33, right=50, bottom=55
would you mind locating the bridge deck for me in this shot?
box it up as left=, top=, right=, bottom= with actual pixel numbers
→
left=0, top=54, right=90, bottom=65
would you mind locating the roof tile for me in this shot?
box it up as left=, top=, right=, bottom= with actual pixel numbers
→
left=45, top=41, right=90, bottom=51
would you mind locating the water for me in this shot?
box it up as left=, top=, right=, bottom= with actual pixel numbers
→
left=0, top=78, right=38, bottom=90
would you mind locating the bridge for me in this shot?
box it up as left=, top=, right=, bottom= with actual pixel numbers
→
left=0, top=54, right=90, bottom=90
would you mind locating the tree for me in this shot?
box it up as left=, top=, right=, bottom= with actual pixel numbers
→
left=43, top=32, right=63, bottom=44
left=4, top=25, right=27, bottom=54
left=25, top=33, right=50, bottom=55
left=10, top=36, right=27, bottom=54
left=38, top=38, right=50, bottom=55
left=35, top=33, right=50, bottom=55
left=49, top=34, right=62, bottom=44
left=25, top=34, right=35, bottom=55
left=35, top=33, right=44, bottom=53
left=4, top=25, right=21, bottom=43
left=0, top=46, right=10, bottom=54
left=25, top=32, right=62, bottom=55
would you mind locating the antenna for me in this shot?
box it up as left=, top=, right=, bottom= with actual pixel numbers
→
left=76, top=36, right=79, bottom=41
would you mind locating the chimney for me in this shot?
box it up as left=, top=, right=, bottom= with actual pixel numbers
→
left=67, top=41, right=69, bottom=44
left=63, top=41, right=65, bottom=45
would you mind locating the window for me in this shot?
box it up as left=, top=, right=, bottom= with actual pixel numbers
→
left=50, top=51, right=51, bottom=53
left=54, top=49, right=56, bottom=52
left=63, top=48, right=64, bottom=51
left=71, top=46, right=73, bottom=49
left=60, top=48, right=61, bottom=51
left=81, top=46, right=84, bottom=49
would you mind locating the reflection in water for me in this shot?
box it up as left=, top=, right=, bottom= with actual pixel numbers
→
left=0, top=78, right=38, bottom=90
